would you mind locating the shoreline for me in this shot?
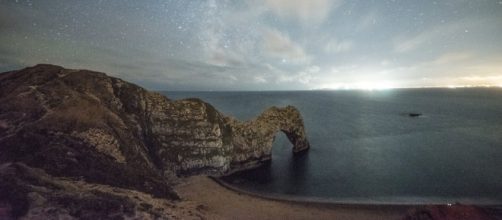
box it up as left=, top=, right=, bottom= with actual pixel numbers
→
left=176, top=176, right=412, bottom=220
left=212, top=177, right=502, bottom=207
left=212, top=176, right=422, bottom=207
left=176, top=176, right=502, bottom=220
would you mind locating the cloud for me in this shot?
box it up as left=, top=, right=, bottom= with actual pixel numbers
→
left=199, top=2, right=250, bottom=67
left=253, top=75, right=267, bottom=83
left=277, top=65, right=319, bottom=84
left=356, top=10, right=379, bottom=31
left=394, top=33, right=431, bottom=53
left=432, top=52, right=472, bottom=65
left=202, top=29, right=247, bottom=67
left=325, top=39, right=353, bottom=53
left=393, top=21, right=476, bottom=53
left=460, top=75, right=502, bottom=82
left=262, top=0, right=342, bottom=24
left=262, top=28, right=310, bottom=64
left=3, top=0, right=501, bottom=91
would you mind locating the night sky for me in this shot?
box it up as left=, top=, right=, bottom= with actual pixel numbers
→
left=1, top=0, right=502, bottom=90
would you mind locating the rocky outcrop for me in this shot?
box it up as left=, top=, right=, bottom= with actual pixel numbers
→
left=0, top=64, right=309, bottom=218
left=0, top=163, right=203, bottom=220
left=0, top=64, right=309, bottom=175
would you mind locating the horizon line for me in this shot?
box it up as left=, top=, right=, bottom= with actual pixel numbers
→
left=157, top=85, right=502, bottom=92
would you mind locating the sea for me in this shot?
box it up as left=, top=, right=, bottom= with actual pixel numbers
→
left=163, top=88, right=502, bottom=205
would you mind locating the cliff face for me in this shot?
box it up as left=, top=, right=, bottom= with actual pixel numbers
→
left=0, top=64, right=309, bottom=218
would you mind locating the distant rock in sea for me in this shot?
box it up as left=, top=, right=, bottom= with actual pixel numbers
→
left=408, top=113, right=422, bottom=117
left=0, top=64, right=309, bottom=219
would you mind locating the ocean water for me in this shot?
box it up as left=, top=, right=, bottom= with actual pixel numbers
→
left=164, top=89, right=502, bottom=205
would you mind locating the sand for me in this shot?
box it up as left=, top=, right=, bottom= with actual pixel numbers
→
left=175, top=176, right=413, bottom=220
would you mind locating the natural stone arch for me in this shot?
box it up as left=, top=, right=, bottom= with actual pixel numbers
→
left=224, top=106, right=310, bottom=173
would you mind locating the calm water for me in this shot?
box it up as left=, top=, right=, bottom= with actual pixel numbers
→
left=164, top=89, right=502, bottom=204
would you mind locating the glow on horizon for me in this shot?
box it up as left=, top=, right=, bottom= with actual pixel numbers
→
left=318, top=81, right=396, bottom=90
left=318, top=82, right=502, bottom=91
left=317, top=71, right=502, bottom=90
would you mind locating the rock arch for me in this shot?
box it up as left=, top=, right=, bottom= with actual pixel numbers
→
left=224, top=106, right=310, bottom=173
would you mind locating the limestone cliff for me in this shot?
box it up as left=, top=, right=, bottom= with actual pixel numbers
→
left=0, top=64, right=309, bottom=218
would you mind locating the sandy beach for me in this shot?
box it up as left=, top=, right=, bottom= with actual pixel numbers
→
left=176, top=176, right=413, bottom=220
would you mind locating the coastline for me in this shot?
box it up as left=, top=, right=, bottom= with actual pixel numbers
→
left=175, top=176, right=411, bottom=220
left=212, top=176, right=422, bottom=207
left=213, top=177, right=502, bottom=206
left=176, top=176, right=502, bottom=220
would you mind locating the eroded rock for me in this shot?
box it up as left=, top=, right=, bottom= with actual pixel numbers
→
left=0, top=64, right=310, bottom=218
left=0, top=64, right=309, bottom=177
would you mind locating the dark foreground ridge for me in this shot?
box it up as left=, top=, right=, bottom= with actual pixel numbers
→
left=0, top=64, right=309, bottom=219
